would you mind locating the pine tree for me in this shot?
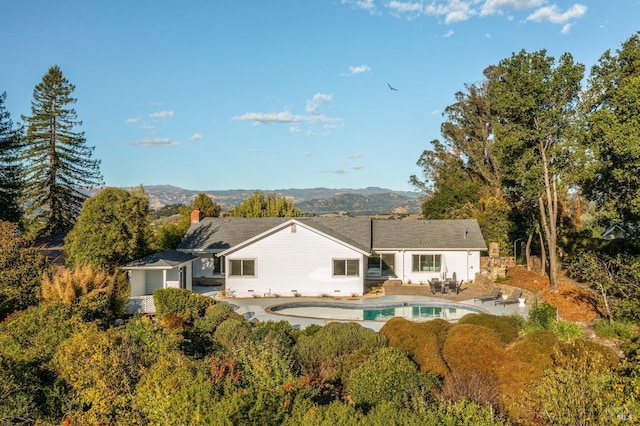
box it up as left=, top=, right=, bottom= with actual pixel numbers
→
left=0, top=92, right=23, bottom=223
left=22, top=66, right=103, bottom=236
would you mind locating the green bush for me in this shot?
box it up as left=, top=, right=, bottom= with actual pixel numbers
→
left=527, top=300, right=557, bottom=329
left=294, top=322, right=387, bottom=385
left=346, top=347, right=435, bottom=410
left=547, top=320, right=583, bottom=341
left=594, top=319, right=640, bottom=340
left=457, top=314, right=519, bottom=344
left=153, top=288, right=215, bottom=322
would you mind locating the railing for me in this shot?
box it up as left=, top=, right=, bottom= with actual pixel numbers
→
left=127, top=295, right=156, bottom=315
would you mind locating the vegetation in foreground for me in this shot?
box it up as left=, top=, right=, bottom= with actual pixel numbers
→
left=1, top=284, right=639, bottom=425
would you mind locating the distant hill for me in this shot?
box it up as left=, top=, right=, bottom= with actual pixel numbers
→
left=120, top=185, right=423, bottom=215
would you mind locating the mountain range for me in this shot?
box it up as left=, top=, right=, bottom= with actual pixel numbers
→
left=134, top=185, right=423, bottom=216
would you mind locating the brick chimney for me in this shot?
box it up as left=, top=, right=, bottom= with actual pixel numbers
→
left=191, top=208, right=203, bottom=223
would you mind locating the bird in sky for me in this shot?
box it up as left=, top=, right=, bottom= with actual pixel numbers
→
left=387, top=83, right=399, bottom=91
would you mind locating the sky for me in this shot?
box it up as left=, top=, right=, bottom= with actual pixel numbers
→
left=2, top=1, right=639, bottom=193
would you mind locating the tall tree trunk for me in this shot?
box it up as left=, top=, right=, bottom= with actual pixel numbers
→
left=538, top=142, right=560, bottom=291
left=525, top=232, right=533, bottom=271
left=538, top=229, right=546, bottom=277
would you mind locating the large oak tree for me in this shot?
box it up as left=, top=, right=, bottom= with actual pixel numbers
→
left=22, top=66, right=102, bottom=237
left=490, top=50, right=584, bottom=291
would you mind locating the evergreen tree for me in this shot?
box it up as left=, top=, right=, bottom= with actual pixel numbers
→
left=0, top=92, right=23, bottom=223
left=22, top=66, right=102, bottom=237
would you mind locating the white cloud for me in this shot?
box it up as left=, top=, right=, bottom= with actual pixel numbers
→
left=190, top=133, right=203, bottom=141
left=149, top=110, right=175, bottom=119
left=388, top=1, right=423, bottom=14
left=349, top=64, right=371, bottom=74
left=130, top=138, right=179, bottom=148
left=332, top=168, right=347, bottom=174
left=480, top=0, right=545, bottom=16
left=343, top=0, right=376, bottom=11
left=349, top=152, right=366, bottom=159
left=233, top=93, right=343, bottom=131
left=526, top=4, right=587, bottom=24
left=561, top=23, right=573, bottom=34
left=125, top=117, right=140, bottom=124
left=306, top=93, right=333, bottom=115
left=232, top=111, right=305, bottom=125
left=443, top=29, right=455, bottom=37
left=303, top=152, right=313, bottom=157
left=344, top=0, right=587, bottom=27
left=352, top=165, right=364, bottom=170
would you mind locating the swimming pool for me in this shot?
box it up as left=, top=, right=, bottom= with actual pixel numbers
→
left=266, top=301, right=486, bottom=322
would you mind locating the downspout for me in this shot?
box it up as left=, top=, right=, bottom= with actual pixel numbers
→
left=402, top=249, right=406, bottom=283
left=466, top=250, right=470, bottom=282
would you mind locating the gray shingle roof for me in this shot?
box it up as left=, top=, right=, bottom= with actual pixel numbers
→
left=178, top=217, right=486, bottom=253
left=123, top=250, right=197, bottom=268
left=373, top=219, right=487, bottom=250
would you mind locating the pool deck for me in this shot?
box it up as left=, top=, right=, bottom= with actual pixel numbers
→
left=193, top=286, right=530, bottom=332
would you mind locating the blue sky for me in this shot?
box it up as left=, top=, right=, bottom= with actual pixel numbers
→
left=2, top=1, right=638, bottom=192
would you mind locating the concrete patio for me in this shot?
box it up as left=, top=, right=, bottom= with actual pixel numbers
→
left=194, top=285, right=530, bottom=332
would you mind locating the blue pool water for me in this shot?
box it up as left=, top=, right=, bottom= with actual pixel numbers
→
left=267, top=301, right=484, bottom=322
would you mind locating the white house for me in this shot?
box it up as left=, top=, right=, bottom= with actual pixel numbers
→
left=172, top=214, right=486, bottom=298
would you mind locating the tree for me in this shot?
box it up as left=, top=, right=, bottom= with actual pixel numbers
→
left=581, top=32, right=640, bottom=226
left=490, top=50, right=584, bottom=291
left=228, top=191, right=302, bottom=218
left=192, top=193, right=221, bottom=218
left=64, top=187, right=152, bottom=270
left=22, top=65, right=103, bottom=237
left=0, top=220, right=53, bottom=316
left=154, top=194, right=221, bottom=251
left=0, top=92, right=23, bottom=223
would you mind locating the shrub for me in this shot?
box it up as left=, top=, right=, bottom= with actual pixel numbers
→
left=441, top=369, right=500, bottom=410
left=213, top=318, right=251, bottom=353
left=442, top=324, right=505, bottom=374
left=41, top=265, right=129, bottom=322
left=293, top=322, right=387, bottom=385
left=153, top=288, right=215, bottom=323
left=547, top=320, right=583, bottom=341
left=380, top=317, right=451, bottom=377
left=346, top=347, right=435, bottom=410
left=457, top=314, right=519, bottom=344
left=509, top=330, right=560, bottom=372
left=526, top=300, right=556, bottom=329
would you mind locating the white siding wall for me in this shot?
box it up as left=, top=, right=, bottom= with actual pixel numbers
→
left=397, top=250, right=481, bottom=284
left=226, top=224, right=364, bottom=298
left=128, top=270, right=146, bottom=297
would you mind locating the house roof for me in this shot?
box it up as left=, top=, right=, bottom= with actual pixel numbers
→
left=122, top=250, right=197, bottom=269
left=373, top=219, right=487, bottom=250
left=178, top=217, right=486, bottom=253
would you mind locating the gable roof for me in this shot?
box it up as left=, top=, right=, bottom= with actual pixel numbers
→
left=178, top=217, right=486, bottom=253
left=123, top=250, right=197, bottom=269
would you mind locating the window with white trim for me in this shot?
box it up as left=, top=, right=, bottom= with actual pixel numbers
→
left=333, top=259, right=359, bottom=276
left=412, top=254, right=441, bottom=272
left=229, top=259, right=255, bottom=276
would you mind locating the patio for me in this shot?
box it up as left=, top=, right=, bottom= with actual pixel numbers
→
left=193, top=285, right=530, bottom=332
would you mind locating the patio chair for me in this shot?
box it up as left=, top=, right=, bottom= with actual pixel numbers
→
left=474, top=287, right=502, bottom=303
left=430, top=279, right=443, bottom=294
left=495, top=290, right=523, bottom=306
